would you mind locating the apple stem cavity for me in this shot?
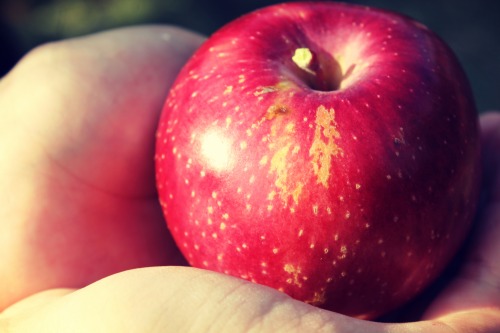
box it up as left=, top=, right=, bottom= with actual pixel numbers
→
left=290, top=47, right=342, bottom=92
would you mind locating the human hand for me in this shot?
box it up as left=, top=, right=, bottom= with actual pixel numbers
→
left=0, top=25, right=204, bottom=310
left=1, top=26, right=499, bottom=333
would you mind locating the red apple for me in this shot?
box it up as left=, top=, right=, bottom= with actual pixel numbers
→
left=155, top=2, right=480, bottom=319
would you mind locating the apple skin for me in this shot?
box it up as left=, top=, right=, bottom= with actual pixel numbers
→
left=155, top=2, right=480, bottom=319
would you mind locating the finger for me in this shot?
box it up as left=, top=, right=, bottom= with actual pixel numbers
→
left=479, top=111, right=500, bottom=202
left=1, top=267, right=463, bottom=333
left=420, top=112, right=500, bottom=329
left=0, top=25, right=205, bottom=196
left=0, top=26, right=204, bottom=311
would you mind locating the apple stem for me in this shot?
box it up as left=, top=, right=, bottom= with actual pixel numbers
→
left=292, top=48, right=316, bottom=75
left=291, top=47, right=341, bottom=91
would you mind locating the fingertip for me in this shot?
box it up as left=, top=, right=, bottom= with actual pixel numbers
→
left=480, top=111, right=500, bottom=139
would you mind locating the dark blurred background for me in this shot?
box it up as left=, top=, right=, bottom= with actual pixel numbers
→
left=1, top=0, right=498, bottom=111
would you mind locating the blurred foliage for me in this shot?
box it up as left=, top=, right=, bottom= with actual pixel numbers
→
left=1, top=0, right=499, bottom=110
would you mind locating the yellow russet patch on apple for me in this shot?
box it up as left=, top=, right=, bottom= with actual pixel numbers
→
left=268, top=121, right=304, bottom=206
left=310, top=105, right=342, bottom=188
left=284, top=263, right=303, bottom=287
left=305, top=290, right=327, bottom=306
left=270, top=143, right=292, bottom=195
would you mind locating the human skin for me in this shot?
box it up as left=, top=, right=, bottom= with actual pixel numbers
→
left=0, top=26, right=499, bottom=332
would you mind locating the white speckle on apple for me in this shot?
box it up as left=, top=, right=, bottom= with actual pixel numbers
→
left=339, top=246, right=348, bottom=259
left=201, top=231, right=206, bottom=238
left=207, top=218, right=213, bottom=225
left=324, top=248, right=329, bottom=254
left=220, top=223, right=226, bottom=230
left=334, top=234, right=339, bottom=241
left=191, top=191, right=196, bottom=198
left=310, top=243, right=315, bottom=249
left=345, top=211, right=351, bottom=219
left=298, top=229, right=304, bottom=237
left=313, top=205, right=319, bottom=215
left=194, top=244, right=200, bottom=250
left=246, top=204, right=251, bottom=211
left=341, top=271, right=347, bottom=277
left=267, top=205, right=273, bottom=211
left=191, top=91, right=198, bottom=98
left=249, top=175, right=256, bottom=183
left=202, top=261, right=209, bottom=267
left=327, top=207, right=332, bottom=215
left=207, top=206, right=214, bottom=214
left=240, top=141, right=247, bottom=150
left=273, top=248, right=279, bottom=254
left=378, top=238, right=384, bottom=244
left=217, top=254, right=223, bottom=261
left=222, top=213, right=229, bottom=220
left=223, top=85, right=233, bottom=94
left=355, top=183, right=361, bottom=189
